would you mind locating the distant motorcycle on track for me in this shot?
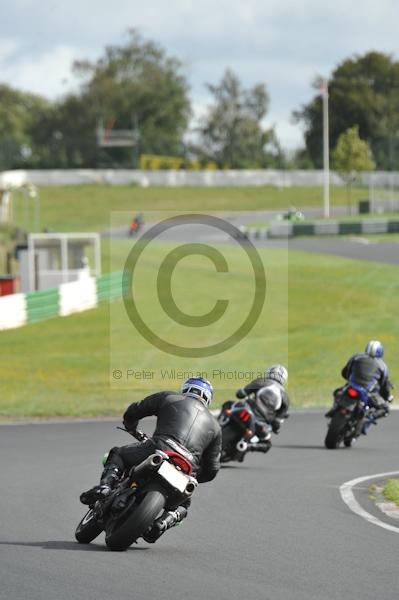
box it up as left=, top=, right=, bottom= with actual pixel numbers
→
left=324, top=384, right=383, bottom=449
left=217, top=400, right=272, bottom=463
left=75, top=428, right=197, bottom=551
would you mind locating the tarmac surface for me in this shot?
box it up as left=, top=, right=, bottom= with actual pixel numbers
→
left=105, top=210, right=399, bottom=266
left=1, top=412, right=398, bottom=600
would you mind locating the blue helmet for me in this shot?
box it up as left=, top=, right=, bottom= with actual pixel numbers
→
left=181, top=377, right=213, bottom=407
left=365, top=340, right=384, bottom=358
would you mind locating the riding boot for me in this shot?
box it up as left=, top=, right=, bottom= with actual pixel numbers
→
left=80, top=463, right=121, bottom=506
left=100, top=463, right=122, bottom=488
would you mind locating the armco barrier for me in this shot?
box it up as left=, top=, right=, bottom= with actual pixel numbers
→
left=242, top=219, right=399, bottom=239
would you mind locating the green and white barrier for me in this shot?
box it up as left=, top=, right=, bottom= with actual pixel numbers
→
left=59, top=276, right=97, bottom=316
left=0, top=293, right=27, bottom=330
left=0, top=271, right=123, bottom=331
left=242, top=219, right=399, bottom=239
left=96, top=271, right=123, bottom=303
left=26, top=287, right=59, bottom=323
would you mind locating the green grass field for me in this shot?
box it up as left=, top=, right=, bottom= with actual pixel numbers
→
left=11, top=185, right=369, bottom=234
left=1, top=242, right=398, bottom=418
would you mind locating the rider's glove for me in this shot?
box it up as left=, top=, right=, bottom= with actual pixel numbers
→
left=388, top=395, right=394, bottom=403
left=123, top=419, right=138, bottom=435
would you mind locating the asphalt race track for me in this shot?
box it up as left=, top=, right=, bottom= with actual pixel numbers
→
left=1, top=413, right=398, bottom=600
left=105, top=212, right=399, bottom=266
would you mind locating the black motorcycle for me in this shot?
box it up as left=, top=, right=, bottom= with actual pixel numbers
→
left=75, top=429, right=197, bottom=550
left=217, top=401, right=271, bottom=463
left=324, top=384, right=379, bottom=449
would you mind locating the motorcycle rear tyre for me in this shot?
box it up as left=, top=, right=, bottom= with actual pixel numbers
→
left=221, top=424, right=240, bottom=463
left=105, top=489, right=166, bottom=551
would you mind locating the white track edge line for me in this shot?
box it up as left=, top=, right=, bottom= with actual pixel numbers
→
left=340, top=471, right=399, bottom=534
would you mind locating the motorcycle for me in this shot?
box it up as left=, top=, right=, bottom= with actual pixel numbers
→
left=324, top=383, right=380, bottom=449
left=217, top=400, right=272, bottom=463
left=128, top=214, right=144, bottom=237
left=75, top=428, right=197, bottom=551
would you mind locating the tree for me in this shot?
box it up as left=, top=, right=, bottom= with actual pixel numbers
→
left=12, top=30, right=191, bottom=168
left=332, top=125, right=375, bottom=213
left=28, top=94, right=102, bottom=168
left=70, top=29, right=191, bottom=166
left=0, top=85, right=50, bottom=169
left=198, top=69, right=281, bottom=168
left=293, top=52, right=399, bottom=169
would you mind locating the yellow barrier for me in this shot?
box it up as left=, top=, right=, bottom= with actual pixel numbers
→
left=139, top=154, right=217, bottom=171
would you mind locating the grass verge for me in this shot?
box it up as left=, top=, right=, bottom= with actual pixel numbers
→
left=1, top=244, right=398, bottom=418
left=11, top=185, right=368, bottom=233
left=383, top=479, right=399, bottom=507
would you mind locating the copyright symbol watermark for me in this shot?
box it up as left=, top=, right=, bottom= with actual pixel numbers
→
left=112, top=370, right=123, bottom=380
left=122, top=214, right=266, bottom=358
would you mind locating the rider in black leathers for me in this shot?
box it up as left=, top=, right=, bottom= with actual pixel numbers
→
left=80, top=378, right=221, bottom=542
left=326, top=340, right=394, bottom=429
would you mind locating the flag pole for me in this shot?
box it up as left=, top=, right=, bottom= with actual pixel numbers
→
left=321, top=78, right=330, bottom=218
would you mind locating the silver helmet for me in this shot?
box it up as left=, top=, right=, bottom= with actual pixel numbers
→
left=265, top=364, right=288, bottom=386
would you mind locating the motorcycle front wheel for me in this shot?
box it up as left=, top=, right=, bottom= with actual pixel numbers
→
left=325, top=413, right=348, bottom=449
left=105, top=489, right=166, bottom=551
left=75, top=509, right=103, bottom=543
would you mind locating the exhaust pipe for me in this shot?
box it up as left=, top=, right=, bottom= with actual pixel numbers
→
left=133, top=453, right=163, bottom=476
left=247, top=442, right=271, bottom=454
left=236, top=440, right=248, bottom=453
left=184, top=480, right=197, bottom=496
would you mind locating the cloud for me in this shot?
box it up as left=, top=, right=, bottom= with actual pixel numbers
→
left=0, top=40, right=80, bottom=98
left=1, top=0, right=398, bottom=150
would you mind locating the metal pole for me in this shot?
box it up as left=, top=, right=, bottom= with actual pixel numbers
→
left=61, top=235, right=68, bottom=283
left=36, top=193, right=40, bottom=232
left=95, top=234, right=101, bottom=276
left=322, top=79, right=330, bottom=218
left=28, top=235, right=35, bottom=291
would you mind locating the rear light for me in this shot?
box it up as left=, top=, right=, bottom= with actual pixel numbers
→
left=347, top=387, right=359, bottom=398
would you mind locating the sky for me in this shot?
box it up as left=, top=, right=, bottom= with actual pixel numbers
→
left=1, top=0, right=398, bottom=151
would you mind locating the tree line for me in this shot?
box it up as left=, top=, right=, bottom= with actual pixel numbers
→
left=1, top=30, right=398, bottom=171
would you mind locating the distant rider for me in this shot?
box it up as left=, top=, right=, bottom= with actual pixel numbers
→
left=129, top=213, right=144, bottom=236
left=221, top=365, right=290, bottom=454
left=80, top=377, right=221, bottom=543
left=326, top=340, right=394, bottom=432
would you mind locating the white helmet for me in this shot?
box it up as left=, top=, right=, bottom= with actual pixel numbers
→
left=365, top=340, right=384, bottom=358
left=265, top=364, right=288, bottom=386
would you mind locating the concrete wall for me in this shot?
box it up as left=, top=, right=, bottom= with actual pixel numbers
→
left=1, top=168, right=399, bottom=188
